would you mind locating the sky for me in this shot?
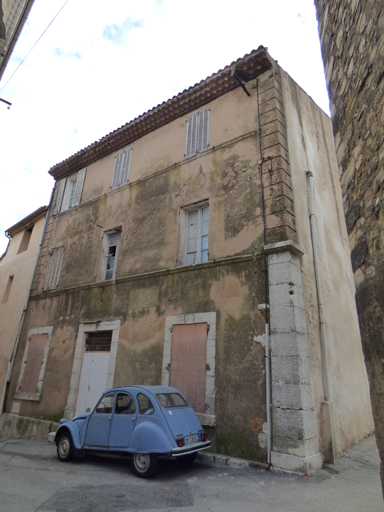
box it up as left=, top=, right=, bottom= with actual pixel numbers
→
left=0, top=0, right=329, bottom=255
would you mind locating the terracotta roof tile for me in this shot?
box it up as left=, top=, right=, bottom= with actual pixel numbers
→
left=49, top=47, right=272, bottom=180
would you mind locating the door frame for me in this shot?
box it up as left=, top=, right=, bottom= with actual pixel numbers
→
left=64, top=320, right=120, bottom=420
left=161, top=312, right=216, bottom=426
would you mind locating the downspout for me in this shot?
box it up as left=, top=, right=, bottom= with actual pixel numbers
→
left=0, top=186, right=55, bottom=414
left=256, top=78, right=272, bottom=468
left=306, top=171, right=336, bottom=463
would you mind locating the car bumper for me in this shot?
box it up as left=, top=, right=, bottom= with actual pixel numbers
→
left=171, top=441, right=211, bottom=457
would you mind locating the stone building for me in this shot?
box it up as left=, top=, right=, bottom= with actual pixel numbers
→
left=1, top=47, right=373, bottom=472
left=314, top=0, right=384, bottom=493
left=0, top=206, right=47, bottom=412
left=0, top=0, right=35, bottom=81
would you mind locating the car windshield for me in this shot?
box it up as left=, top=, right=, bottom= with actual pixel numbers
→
left=156, top=392, right=189, bottom=408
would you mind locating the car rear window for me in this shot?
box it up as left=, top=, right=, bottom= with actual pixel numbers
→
left=156, top=393, right=188, bottom=408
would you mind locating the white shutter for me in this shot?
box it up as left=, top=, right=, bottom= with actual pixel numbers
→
left=54, top=179, right=66, bottom=214
left=44, top=247, right=65, bottom=290
left=73, top=168, right=86, bottom=206
left=199, top=107, right=209, bottom=152
left=185, top=112, right=198, bottom=157
left=111, top=147, right=132, bottom=189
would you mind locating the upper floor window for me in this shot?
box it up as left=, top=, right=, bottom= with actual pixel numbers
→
left=111, top=147, right=132, bottom=189
left=185, top=205, right=209, bottom=265
left=103, top=231, right=121, bottom=281
left=54, top=168, right=86, bottom=214
left=44, top=246, right=65, bottom=290
left=17, top=226, right=33, bottom=254
left=185, top=107, right=210, bottom=158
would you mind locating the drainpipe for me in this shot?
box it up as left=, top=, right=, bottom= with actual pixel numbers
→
left=256, top=78, right=272, bottom=468
left=0, top=186, right=55, bottom=414
left=306, top=171, right=336, bottom=463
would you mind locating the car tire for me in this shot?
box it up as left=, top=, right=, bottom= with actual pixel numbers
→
left=131, top=452, right=158, bottom=478
left=178, top=452, right=198, bottom=464
left=57, top=432, right=74, bottom=462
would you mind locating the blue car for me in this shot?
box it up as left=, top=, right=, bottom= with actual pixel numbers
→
left=55, top=385, right=211, bottom=477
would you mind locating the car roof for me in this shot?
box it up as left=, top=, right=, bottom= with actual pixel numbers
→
left=106, top=385, right=181, bottom=397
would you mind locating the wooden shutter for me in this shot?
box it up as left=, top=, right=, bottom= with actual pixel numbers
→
left=185, top=112, right=198, bottom=157
left=53, top=179, right=66, bottom=214
left=198, top=107, right=209, bottom=152
left=44, top=247, right=64, bottom=290
left=111, top=147, right=132, bottom=189
left=73, top=168, right=86, bottom=206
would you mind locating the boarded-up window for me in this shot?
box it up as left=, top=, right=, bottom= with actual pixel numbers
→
left=20, top=333, right=48, bottom=394
left=44, top=247, right=64, bottom=290
left=54, top=168, right=86, bottom=214
left=185, top=107, right=209, bottom=158
left=111, top=147, right=132, bottom=189
left=169, top=323, right=208, bottom=413
left=185, top=205, right=209, bottom=265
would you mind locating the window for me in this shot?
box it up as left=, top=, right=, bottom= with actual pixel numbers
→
left=185, top=205, right=209, bottom=265
left=161, top=312, right=217, bottom=426
left=54, top=168, right=86, bottom=214
left=95, top=392, right=115, bottom=414
left=85, top=331, right=112, bottom=352
left=111, top=147, right=132, bottom=189
left=2, top=275, right=14, bottom=303
left=115, top=393, right=136, bottom=414
left=44, top=246, right=64, bottom=290
left=17, top=226, right=33, bottom=254
left=137, top=393, right=154, bottom=415
left=185, top=107, right=209, bottom=158
left=156, top=393, right=188, bottom=408
left=15, top=326, right=53, bottom=401
left=103, top=231, right=121, bottom=281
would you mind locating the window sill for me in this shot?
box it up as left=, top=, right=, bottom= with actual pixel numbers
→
left=14, top=392, right=41, bottom=401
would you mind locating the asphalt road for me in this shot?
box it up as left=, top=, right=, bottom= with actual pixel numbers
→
left=0, top=435, right=382, bottom=512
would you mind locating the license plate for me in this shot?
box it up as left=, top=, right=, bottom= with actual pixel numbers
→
left=185, top=434, right=198, bottom=444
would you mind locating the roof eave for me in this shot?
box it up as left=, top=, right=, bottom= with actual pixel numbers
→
left=49, top=47, right=273, bottom=181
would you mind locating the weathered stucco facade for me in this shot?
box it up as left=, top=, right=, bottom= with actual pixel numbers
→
left=0, top=207, right=47, bottom=411
left=315, top=0, right=384, bottom=492
left=2, top=47, right=373, bottom=472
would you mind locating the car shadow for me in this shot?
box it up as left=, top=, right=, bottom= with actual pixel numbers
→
left=70, top=452, right=211, bottom=480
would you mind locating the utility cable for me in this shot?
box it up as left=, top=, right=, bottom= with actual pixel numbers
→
left=0, top=0, right=70, bottom=94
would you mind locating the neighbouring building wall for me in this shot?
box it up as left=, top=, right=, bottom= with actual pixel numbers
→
left=0, top=0, right=35, bottom=80
left=280, top=69, right=373, bottom=456
left=315, top=0, right=384, bottom=494
left=0, top=208, right=47, bottom=410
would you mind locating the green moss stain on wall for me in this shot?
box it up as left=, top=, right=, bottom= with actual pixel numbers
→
left=114, top=342, right=163, bottom=386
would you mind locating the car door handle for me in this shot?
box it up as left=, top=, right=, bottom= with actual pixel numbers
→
left=132, top=417, right=136, bottom=422
left=108, top=417, right=111, bottom=420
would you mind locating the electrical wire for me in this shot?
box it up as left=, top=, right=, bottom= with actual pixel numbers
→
left=0, top=0, right=70, bottom=94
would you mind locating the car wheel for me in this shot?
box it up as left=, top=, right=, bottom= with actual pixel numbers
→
left=57, top=432, right=74, bottom=462
left=178, top=452, right=198, bottom=464
left=131, top=452, right=158, bottom=478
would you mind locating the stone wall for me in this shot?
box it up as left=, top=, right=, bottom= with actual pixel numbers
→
left=315, top=0, right=384, bottom=496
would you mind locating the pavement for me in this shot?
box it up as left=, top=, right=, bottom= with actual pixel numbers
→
left=0, top=434, right=382, bottom=511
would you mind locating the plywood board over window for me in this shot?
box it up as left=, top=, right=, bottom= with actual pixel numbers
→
left=15, top=326, right=53, bottom=401
left=169, top=323, right=208, bottom=413
left=162, top=312, right=216, bottom=426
